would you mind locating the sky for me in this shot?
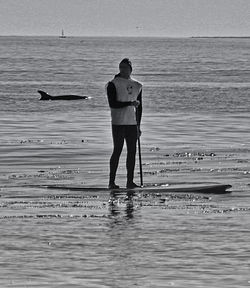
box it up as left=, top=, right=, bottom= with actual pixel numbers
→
left=0, top=0, right=250, bottom=37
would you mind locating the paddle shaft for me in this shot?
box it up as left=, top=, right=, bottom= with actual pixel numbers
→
left=137, top=132, right=143, bottom=186
left=136, top=106, right=143, bottom=187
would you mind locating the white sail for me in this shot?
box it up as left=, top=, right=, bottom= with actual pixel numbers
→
left=59, top=29, right=66, bottom=38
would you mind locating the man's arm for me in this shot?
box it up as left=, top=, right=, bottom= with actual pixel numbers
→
left=107, top=82, right=132, bottom=108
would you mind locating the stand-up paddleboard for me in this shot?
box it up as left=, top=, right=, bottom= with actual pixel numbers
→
left=40, top=184, right=232, bottom=194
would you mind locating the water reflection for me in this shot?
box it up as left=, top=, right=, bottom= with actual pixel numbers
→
left=105, top=190, right=146, bottom=287
left=108, top=190, right=135, bottom=220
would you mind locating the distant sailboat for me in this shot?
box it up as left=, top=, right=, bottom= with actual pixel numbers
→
left=59, top=29, right=66, bottom=38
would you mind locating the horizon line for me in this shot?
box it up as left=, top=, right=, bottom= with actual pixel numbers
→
left=0, top=34, right=250, bottom=39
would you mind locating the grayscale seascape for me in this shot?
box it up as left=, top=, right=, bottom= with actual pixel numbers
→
left=0, top=36, right=250, bottom=287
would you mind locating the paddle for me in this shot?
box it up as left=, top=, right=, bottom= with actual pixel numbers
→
left=137, top=130, right=143, bottom=187
left=136, top=107, right=143, bottom=187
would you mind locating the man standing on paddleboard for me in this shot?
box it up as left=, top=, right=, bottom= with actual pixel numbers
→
left=106, top=58, right=142, bottom=189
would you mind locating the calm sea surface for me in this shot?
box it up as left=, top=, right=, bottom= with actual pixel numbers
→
left=0, top=36, right=250, bottom=287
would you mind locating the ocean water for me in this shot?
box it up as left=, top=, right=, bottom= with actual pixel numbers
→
left=0, top=36, right=250, bottom=287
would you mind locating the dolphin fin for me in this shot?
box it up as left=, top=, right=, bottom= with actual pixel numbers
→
left=38, top=90, right=52, bottom=100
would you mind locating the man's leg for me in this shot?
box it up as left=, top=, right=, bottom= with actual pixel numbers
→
left=109, top=125, right=125, bottom=187
left=125, top=125, right=138, bottom=187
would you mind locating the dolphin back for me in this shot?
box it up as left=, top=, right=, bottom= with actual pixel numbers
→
left=38, top=90, right=51, bottom=100
left=38, top=90, right=89, bottom=100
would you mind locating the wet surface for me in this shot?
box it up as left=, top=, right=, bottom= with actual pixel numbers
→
left=1, top=36, right=250, bottom=287
left=0, top=186, right=250, bottom=287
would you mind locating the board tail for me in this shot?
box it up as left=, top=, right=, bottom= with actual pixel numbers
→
left=38, top=90, right=52, bottom=100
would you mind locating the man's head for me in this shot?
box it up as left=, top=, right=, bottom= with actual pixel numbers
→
left=119, top=58, right=132, bottom=78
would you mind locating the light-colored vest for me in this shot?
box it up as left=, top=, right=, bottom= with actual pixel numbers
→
left=110, top=77, right=142, bottom=125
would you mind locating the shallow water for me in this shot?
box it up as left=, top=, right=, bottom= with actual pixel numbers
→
left=0, top=36, right=250, bottom=287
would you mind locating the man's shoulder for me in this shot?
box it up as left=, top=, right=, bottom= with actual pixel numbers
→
left=110, top=77, right=121, bottom=85
left=111, top=77, right=142, bottom=88
left=130, top=77, right=143, bottom=87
